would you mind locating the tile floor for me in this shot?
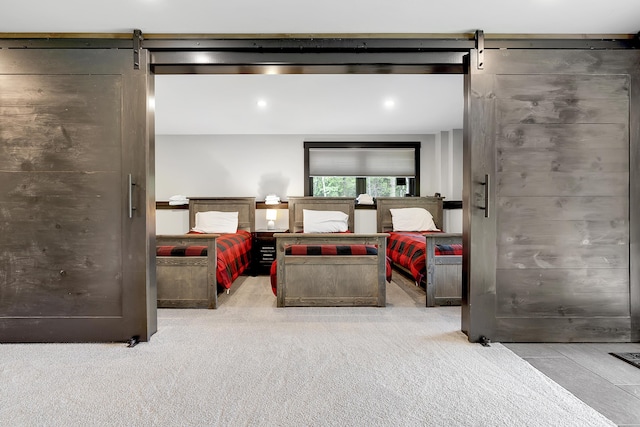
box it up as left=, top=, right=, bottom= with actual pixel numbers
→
left=504, top=343, right=640, bottom=427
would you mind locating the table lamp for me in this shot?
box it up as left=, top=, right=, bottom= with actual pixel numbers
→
left=266, top=209, right=277, bottom=230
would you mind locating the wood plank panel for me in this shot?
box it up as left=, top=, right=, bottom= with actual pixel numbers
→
left=498, top=123, right=628, bottom=150
left=0, top=71, right=125, bottom=319
left=0, top=75, right=122, bottom=172
left=467, top=48, right=638, bottom=343
left=494, top=74, right=630, bottom=100
left=497, top=171, right=628, bottom=197
left=482, top=49, right=640, bottom=76
left=498, top=196, right=628, bottom=222
left=496, top=269, right=629, bottom=317
left=156, top=258, right=209, bottom=301
left=498, top=98, right=628, bottom=125
left=494, top=72, right=629, bottom=339
left=498, top=146, right=627, bottom=173
left=497, top=219, right=627, bottom=246
left=0, top=173, right=122, bottom=317
left=496, top=317, right=631, bottom=342
left=462, top=67, right=499, bottom=339
left=497, top=244, right=628, bottom=269
left=0, top=46, right=153, bottom=343
left=0, top=107, right=121, bottom=172
left=630, top=47, right=640, bottom=342
left=284, top=263, right=378, bottom=297
left=434, top=265, right=462, bottom=299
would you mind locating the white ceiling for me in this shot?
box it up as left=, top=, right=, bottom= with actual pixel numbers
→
left=154, top=74, right=464, bottom=135
left=4, top=0, right=638, bottom=135
left=4, top=0, right=640, bottom=34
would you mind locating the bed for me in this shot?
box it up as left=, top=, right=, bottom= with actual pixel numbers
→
left=272, top=197, right=389, bottom=307
left=155, top=197, right=255, bottom=309
left=376, top=197, right=462, bottom=307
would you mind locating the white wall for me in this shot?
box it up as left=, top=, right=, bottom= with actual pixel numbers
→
left=156, top=132, right=462, bottom=234
left=436, top=129, right=463, bottom=233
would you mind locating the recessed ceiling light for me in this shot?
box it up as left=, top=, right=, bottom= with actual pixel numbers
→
left=257, top=99, right=268, bottom=108
left=384, top=99, right=395, bottom=109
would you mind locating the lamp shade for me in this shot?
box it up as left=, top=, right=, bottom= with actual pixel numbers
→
left=265, top=209, right=278, bottom=221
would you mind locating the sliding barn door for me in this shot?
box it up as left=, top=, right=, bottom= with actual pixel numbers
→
left=0, top=47, right=156, bottom=342
left=464, top=49, right=640, bottom=342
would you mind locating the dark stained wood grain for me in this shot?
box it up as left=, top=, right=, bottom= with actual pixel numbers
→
left=467, top=49, right=638, bottom=343
left=497, top=171, right=628, bottom=197
left=462, top=63, right=499, bottom=340
left=499, top=123, right=628, bottom=150
left=498, top=196, right=628, bottom=222
left=494, top=74, right=630, bottom=100
left=496, top=317, right=631, bottom=343
left=630, top=49, right=640, bottom=342
left=496, top=268, right=629, bottom=317
left=497, top=219, right=628, bottom=246
left=481, top=49, right=640, bottom=76
left=0, top=74, right=124, bottom=318
left=0, top=48, right=153, bottom=342
left=498, top=98, right=629, bottom=125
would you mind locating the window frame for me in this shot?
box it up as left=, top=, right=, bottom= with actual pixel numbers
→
left=304, top=141, right=420, bottom=197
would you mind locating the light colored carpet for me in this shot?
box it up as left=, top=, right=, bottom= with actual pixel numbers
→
left=0, top=276, right=615, bottom=427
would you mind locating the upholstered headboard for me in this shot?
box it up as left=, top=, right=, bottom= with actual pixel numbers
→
left=287, top=197, right=355, bottom=233
left=375, top=196, right=444, bottom=232
left=188, top=197, right=256, bottom=232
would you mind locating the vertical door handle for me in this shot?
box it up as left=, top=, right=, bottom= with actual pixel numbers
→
left=128, top=174, right=137, bottom=219
left=480, top=174, right=490, bottom=218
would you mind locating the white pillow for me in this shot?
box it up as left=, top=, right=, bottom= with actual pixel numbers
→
left=192, top=211, right=238, bottom=234
left=303, top=209, right=349, bottom=233
left=390, top=207, right=439, bottom=232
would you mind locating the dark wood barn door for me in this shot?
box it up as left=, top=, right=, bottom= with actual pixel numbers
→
left=0, top=47, right=155, bottom=342
left=464, top=49, right=640, bottom=342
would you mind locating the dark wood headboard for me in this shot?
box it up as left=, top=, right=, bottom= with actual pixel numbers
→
left=188, top=197, right=256, bottom=232
left=287, top=197, right=355, bottom=233
left=375, top=197, right=444, bottom=232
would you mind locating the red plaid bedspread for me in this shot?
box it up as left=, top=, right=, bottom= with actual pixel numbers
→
left=270, top=244, right=392, bottom=295
left=286, top=244, right=379, bottom=256
left=387, top=231, right=462, bottom=284
left=156, top=246, right=208, bottom=256
left=156, top=230, right=252, bottom=289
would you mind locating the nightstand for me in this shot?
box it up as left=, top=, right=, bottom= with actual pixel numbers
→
left=253, top=229, right=288, bottom=275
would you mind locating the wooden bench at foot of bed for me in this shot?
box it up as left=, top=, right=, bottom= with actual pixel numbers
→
left=425, top=233, right=462, bottom=307
left=156, top=234, right=218, bottom=309
left=274, top=233, right=389, bottom=308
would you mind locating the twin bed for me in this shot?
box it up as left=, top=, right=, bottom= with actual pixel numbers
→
left=272, top=197, right=389, bottom=308
left=155, top=196, right=462, bottom=309
left=155, top=197, right=255, bottom=309
left=376, top=197, right=462, bottom=307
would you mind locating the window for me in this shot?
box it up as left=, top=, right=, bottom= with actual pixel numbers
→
left=304, top=142, right=420, bottom=197
left=312, top=177, right=357, bottom=197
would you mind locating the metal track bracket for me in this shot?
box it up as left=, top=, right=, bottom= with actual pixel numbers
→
left=133, top=29, right=143, bottom=70
left=475, top=30, right=484, bottom=70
